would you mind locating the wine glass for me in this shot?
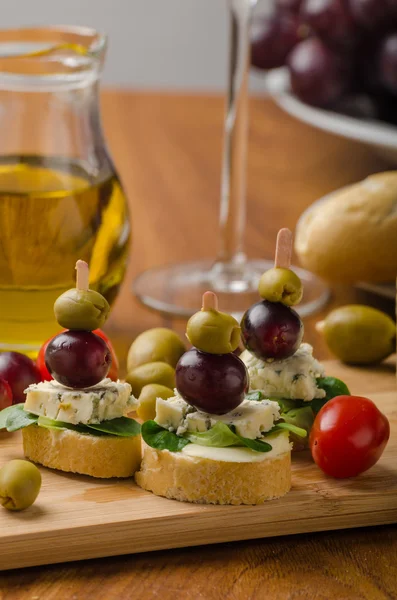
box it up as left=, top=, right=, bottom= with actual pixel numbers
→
left=133, top=0, right=330, bottom=319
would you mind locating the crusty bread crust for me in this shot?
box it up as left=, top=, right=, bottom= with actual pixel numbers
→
left=22, top=425, right=141, bottom=478
left=135, top=443, right=291, bottom=505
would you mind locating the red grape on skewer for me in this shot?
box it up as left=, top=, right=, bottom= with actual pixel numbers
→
left=241, top=228, right=304, bottom=361
left=45, top=331, right=112, bottom=389
left=176, top=349, right=248, bottom=415
left=241, top=300, right=303, bottom=361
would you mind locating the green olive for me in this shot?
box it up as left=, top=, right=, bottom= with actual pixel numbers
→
left=54, top=288, right=110, bottom=331
left=317, top=305, right=396, bottom=364
left=137, top=384, right=174, bottom=421
left=127, top=328, right=185, bottom=371
left=126, top=362, right=176, bottom=397
left=0, top=459, right=41, bottom=511
left=186, top=309, right=240, bottom=354
left=258, top=268, right=303, bottom=306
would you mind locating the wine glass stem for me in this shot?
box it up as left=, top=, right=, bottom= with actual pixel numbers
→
left=216, top=0, right=255, bottom=268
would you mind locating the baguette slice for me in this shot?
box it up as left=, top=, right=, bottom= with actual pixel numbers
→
left=135, top=434, right=291, bottom=505
left=22, top=425, right=141, bottom=478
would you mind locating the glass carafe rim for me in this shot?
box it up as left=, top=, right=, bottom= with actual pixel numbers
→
left=0, top=25, right=107, bottom=91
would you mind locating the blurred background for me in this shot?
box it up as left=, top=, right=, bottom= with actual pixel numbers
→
left=1, top=0, right=265, bottom=91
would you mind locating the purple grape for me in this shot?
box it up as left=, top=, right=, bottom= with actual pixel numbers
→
left=0, top=352, right=42, bottom=403
left=277, top=0, right=303, bottom=13
left=241, top=301, right=303, bottom=361
left=251, top=12, right=300, bottom=70
left=45, top=331, right=111, bottom=389
left=176, top=349, right=248, bottom=415
left=379, top=33, right=397, bottom=93
left=301, top=0, right=357, bottom=48
left=348, top=0, right=396, bottom=31
left=287, top=37, right=348, bottom=106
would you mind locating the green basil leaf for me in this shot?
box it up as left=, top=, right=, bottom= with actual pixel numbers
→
left=270, top=422, right=307, bottom=438
left=237, top=435, right=272, bottom=452
left=141, top=420, right=190, bottom=452
left=3, top=404, right=38, bottom=432
left=186, top=421, right=243, bottom=447
left=0, top=404, right=24, bottom=430
left=276, top=398, right=305, bottom=412
left=281, top=406, right=314, bottom=433
left=313, top=377, right=350, bottom=414
left=245, top=391, right=265, bottom=402
left=87, top=417, right=141, bottom=437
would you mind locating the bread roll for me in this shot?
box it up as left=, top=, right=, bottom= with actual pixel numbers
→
left=135, top=436, right=291, bottom=505
left=22, top=425, right=142, bottom=478
left=295, top=172, right=397, bottom=283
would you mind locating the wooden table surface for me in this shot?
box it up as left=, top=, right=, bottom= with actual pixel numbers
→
left=1, top=91, right=396, bottom=600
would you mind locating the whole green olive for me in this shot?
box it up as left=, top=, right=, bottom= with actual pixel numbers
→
left=54, top=288, right=110, bottom=331
left=126, top=362, right=176, bottom=397
left=258, top=267, right=303, bottom=306
left=127, top=328, right=185, bottom=371
left=317, top=305, right=396, bottom=364
left=0, top=459, right=42, bottom=511
left=186, top=309, right=240, bottom=354
left=137, top=383, right=174, bottom=421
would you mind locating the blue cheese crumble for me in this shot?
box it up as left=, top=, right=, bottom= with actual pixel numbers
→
left=240, top=343, right=326, bottom=402
left=155, top=395, right=280, bottom=440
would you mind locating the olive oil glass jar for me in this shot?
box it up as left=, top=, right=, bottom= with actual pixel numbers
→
left=0, top=27, right=130, bottom=353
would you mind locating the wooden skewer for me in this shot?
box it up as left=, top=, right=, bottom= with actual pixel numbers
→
left=274, top=228, right=293, bottom=269
left=76, top=260, right=89, bottom=291
left=202, top=291, right=219, bottom=311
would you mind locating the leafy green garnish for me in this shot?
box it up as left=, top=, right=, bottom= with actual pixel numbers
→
left=186, top=421, right=240, bottom=447
left=276, top=397, right=304, bottom=412
left=87, top=417, right=140, bottom=437
left=313, top=377, right=350, bottom=414
left=0, top=404, right=38, bottom=432
left=245, top=390, right=264, bottom=402
left=271, top=422, right=307, bottom=438
left=0, top=404, right=22, bottom=430
left=0, top=404, right=140, bottom=438
left=37, top=416, right=107, bottom=436
left=141, top=420, right=190, bottom=452
left=280, top=406, right=314, bottom=437
left=237, top=435, right=272, bottom=452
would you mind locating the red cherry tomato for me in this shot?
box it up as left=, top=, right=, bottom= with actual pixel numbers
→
left=92, top=329, right=119, bottom=381
left=0, top=377, right=13, bottom=410
left=37, top=329, right=119, bottom=382
left=310, top=395, right=390, bottom=479
left=37, top=338, right=54, bottom=381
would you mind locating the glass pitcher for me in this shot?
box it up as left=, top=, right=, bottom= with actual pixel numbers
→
left=0, top=26, right=130, bottom=354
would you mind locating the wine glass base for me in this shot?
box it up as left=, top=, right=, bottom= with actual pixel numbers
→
left=133, top=260, right=330, bottom=320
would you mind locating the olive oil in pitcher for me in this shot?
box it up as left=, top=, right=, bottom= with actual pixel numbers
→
left=0, top=155, right=130, bottom=352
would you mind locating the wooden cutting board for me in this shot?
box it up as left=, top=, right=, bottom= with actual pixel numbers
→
left=1, top=358, right=396, bottom=572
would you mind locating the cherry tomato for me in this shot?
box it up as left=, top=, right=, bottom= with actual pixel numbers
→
left=37, top=329, right=119, bottom=382
left=310, top=395, right=390, bottom=478
left=0, top=378, right=13, bottom=410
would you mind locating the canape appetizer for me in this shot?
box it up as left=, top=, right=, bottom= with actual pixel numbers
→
left=0, top=261, right=141, bottom=479
left=135, top=292, right=305, bottom=505
left=240, top=229, right=350, bottom=447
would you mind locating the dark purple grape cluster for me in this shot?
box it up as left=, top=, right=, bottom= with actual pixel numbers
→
left=251, top=0, right=397, bottom=120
